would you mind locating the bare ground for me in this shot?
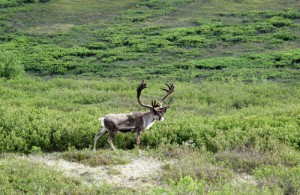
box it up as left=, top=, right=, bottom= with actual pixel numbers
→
left=28, top=154, right=164, bottom=189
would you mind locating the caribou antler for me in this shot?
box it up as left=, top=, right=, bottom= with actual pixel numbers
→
left=137, top=80, right=152, bottom=109
left=151, top=100, right=160, bottom=109
left=137, top=80, right=175, bottom=110
left=160, top=83, right=175, bottom=106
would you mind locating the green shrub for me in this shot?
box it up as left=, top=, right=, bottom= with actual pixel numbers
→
left=0, top=0, right=20, bottom=8
left=272, top=30, right=296, bottom=41
left=268, top=16, right=293, bottom=27
left=176, top=35, right=206, bottom=47
left=254, top=166, right=300, bottom=195
left=254, top=22, right=276, bottom=33
left=0, top=50, right=24, bottom=79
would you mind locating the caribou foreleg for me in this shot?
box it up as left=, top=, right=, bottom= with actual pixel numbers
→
left=136, top=130, right=141, bottom=147
left=93, top=128, right=108, bottom=151
left=135, top=130, right=144, bottom=155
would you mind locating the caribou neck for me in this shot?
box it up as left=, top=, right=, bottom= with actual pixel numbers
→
left=142, top=112, right=156, bottom=130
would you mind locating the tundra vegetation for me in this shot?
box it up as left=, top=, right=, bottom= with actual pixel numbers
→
left=0, top=0, right=299, bottom=194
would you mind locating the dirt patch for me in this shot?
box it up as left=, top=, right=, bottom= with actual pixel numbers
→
left=28, top=154, right=164, bottom=189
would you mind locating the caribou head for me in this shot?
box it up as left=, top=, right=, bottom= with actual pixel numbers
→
left=93, top=80, right=175, bottom=151
left=137, top=80, right=175, bottom=121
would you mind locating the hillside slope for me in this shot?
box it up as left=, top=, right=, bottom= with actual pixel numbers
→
left=0, top=0, right=299, bottom=81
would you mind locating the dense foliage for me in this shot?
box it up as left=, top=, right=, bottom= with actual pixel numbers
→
left=0, top=77, right=299, bottom=153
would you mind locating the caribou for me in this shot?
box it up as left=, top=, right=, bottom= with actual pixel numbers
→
left=93, top=80, right=175, bottom=151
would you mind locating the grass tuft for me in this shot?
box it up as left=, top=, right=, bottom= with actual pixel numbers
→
left=60, top=149, right=133, bottom=167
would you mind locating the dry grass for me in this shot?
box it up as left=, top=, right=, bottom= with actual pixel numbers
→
left=161, top=146, right=234, bottom=184
left=25, top=23, right=75, bottom=34
left=13, top=0, right=139, bottom=31
left=60, top=149, right=133, bottom=167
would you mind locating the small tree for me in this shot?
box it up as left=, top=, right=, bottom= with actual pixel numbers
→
left=0, top=50, right=24, bottom=79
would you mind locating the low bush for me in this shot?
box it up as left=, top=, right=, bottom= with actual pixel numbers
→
left=0, top=50, right=24, bottom=78
left=268, top=16, right=293, bottom=27
left=0, top=0, right=20, bottom=8
left=254, top=166, right=300, bottom=195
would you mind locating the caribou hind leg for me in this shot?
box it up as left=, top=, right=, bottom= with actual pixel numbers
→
left=93, top=128, right=108, bottom=151
left=108, top=131, right=117, bottom=150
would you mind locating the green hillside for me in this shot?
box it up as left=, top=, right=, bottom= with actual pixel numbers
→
left=0, top=0, right=299, bottom=194
left=1, top=0, right=299, bottom=80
